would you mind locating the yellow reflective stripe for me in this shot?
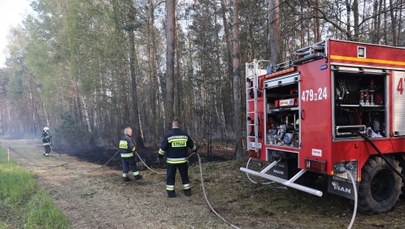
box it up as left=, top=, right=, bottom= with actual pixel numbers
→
left=168, top=135, right=188, bottom=142
left=158, top=149, right=165, bottom=155
left=122, top=173, right=128, bottom=177
left=192, top=145, right=197, bottom=151
left=167, top=161, right=186, bottom=164
left=168, top=139, right=187, bottom=143
left=168, top=136, right=188, bottom=147
left=121, top=152, right=134, bottom=158
left=167, top=158, right=187, bottom=164
left=330, top=54, right=405, bottom=66
left=166, top=185, right=174, bottom=191
left=183, top=183, right=191, bottom=189
left=43, top=143, right=51, bottom=146
left=133, top=171, right=140, bottom=176
left=167, top=157, right=187, bottom=161
left=119, top=140, right=128, bottom=149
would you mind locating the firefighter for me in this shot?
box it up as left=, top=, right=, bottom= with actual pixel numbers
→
left=41, top=126, right=52, bottom=157
left=158, top=119, right=197, bottom=198
left=119, top=127, right=142, bottom=182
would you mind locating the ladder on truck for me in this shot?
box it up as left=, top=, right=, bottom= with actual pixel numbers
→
left=245, top=60, right=269, bottom=153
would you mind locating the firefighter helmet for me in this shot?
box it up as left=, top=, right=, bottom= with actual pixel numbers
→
left=43, top=126, right=49, bottom=132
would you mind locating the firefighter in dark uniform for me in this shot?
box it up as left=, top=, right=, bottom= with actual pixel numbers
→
left=119, top=127, right=142, bottom=182
left=41, top=126, right=52, bottom=157
left=158, top=119, right=197, bottom=198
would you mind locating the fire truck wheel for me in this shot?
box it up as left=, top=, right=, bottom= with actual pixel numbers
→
left=358, top=156, right=402, bottom=214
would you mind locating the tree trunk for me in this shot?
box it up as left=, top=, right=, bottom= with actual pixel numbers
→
left=315, top=0, right=320, bottom=41
left=148, top=0, right=159, bottom=138
left=128, top=3, right=141, bottom=135
left=232, top=0, right=243, bottom=160
left=353, top=0, right=359, bottom=40
left=383, top=0, right=387, bottom=43
left=371, top=0, right=380, bottom=43
left=165, top=0, right=175, bottom=129
left=220, top=0, right=233, bottom=84
left=389, top=0, right=396, bottom=45
left=397, top=0, right=403, bottom=45
left=268, top=0, right=281, bottom=65
left=345, top=0, right=352, bottom=40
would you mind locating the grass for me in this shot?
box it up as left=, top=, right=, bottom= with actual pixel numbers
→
left=188, top=159, right=353, bottom=228
left=0, top=147, right=71, bottom=229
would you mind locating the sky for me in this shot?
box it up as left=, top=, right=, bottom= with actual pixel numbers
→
left=0, top=0, right=31, bottom=67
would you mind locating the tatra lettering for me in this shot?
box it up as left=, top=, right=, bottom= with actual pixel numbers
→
left=172, top=141, right=187, bottom=147
left=119, top=140, right=128, bottom=149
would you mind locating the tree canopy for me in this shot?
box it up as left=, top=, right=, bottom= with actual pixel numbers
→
left=1, top=0, right=404, bottom=156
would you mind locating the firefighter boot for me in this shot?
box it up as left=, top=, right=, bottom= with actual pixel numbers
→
left=133, top=171, right=142, bottom=180
left=134, top=174, right=142, bottom=180
left=184, top=189, right=192, bottom=196
left=123, top=174, right=130, bottom=182
left=167, top=190, right=176, bottom=198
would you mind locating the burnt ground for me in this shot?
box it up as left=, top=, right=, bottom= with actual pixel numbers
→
left=2, top=138, right=405, bottom=228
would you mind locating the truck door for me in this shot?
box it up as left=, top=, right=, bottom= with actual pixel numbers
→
left=299, top=59, right=332, bottom=171
left=392, top=71, right=405, bottom=136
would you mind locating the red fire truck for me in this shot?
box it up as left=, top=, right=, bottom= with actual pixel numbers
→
left=241, top=39, right=405, bottom=214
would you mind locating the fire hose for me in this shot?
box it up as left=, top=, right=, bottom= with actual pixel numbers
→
left=135, top=151, right=241, bottom=229
left=49, top=144, right=61, bottom=157
left=7, top=147, right=67, bottom=169
left=244, top=156, right=357, bottom=229
left=338, top=131, right=405, bottom=229
left=188, top=152, right=240, bottom=229
left=245, top=157, right=273, bottom=185
left=353, top=131, right=405, bottom=180
left=87, top=149, right=120, bottom=172
left=96, top=150, right=241, bottom=228
left=334, top=162, right=358, bottom=229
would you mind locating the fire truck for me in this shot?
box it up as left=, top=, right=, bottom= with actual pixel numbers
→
left=240, top=39, right=405, bottom=214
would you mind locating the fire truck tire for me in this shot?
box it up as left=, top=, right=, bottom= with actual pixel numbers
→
left=358, top=156, right=402, bottom=214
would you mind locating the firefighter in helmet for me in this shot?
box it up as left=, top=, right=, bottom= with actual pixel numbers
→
left=119, top=127, right=142, bottom=182
left=41, top=126, right=52, bottom=157
left=158, top=119, right=197, bottom=198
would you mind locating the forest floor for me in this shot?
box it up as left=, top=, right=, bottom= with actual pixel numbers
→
left=2, top=137, right=405, bottom=229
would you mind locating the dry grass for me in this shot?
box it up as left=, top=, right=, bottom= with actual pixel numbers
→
left=2, top=138, right=405, bottom=228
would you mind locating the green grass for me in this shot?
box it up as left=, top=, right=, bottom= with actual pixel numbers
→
left=0, top=164, right=35, bottom=204
left=26, top=189, right=70, bottom=229
left=0, top=148, right=71, bottom=229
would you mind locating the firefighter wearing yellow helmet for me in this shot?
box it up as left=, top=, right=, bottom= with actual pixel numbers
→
left=41, top=126, right=52, bottom=156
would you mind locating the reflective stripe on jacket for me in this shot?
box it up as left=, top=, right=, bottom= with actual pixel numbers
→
left=119, top=135, right=135, bottom=158
left=166, top=157, right=187, bottom=164
left=120, top=152, right=134, bottom=158
left=159, top=128, right=196, bottom=164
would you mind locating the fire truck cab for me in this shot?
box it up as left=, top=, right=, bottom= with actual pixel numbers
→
left=241, top=39, right=405, bottom=214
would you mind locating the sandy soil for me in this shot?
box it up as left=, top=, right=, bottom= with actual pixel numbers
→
left=2, top=138, right=405, bottom=229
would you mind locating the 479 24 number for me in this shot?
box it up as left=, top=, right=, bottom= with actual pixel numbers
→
left=301, top=87, right=328, bottom=102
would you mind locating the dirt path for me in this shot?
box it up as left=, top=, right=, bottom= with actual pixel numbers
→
left=2, top=138, right=234, bottom=229
left=3, top=138, right=405, bottom=229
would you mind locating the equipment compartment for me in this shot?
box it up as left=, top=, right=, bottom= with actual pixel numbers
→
left=265, top=79, right=300, bottom=148
left=333, top=69, right=387, bottom=139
